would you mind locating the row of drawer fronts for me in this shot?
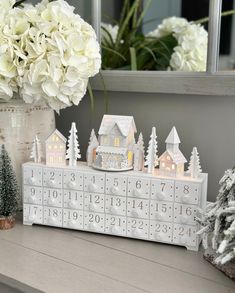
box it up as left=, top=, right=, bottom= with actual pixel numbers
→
left=23, top=204, right=198, bottom=247
left=23, top=167, right=201, bottom=203
left=24, top=187, right=198, bottom=225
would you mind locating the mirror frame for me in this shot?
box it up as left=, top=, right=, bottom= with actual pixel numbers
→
left=90, top=0, right=235, bottom=95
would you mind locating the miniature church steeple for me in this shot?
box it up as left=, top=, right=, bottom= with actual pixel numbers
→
left=166, top=126, right=181, bottom=153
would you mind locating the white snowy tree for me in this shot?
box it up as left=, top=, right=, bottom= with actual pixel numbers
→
left=187, top=147, right=202, bottom=178
left=145, top=127, right=158, bottom=174
left=134, top=132, right=145, bottom=171
left=86, top=129, right=99, bottom=166
left=30, top=135, right=42, bottom=163
left=66, top=123, right=81, bottom=166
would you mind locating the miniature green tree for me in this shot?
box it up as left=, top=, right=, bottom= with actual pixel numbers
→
left=0, top=145, right=19, bottom=217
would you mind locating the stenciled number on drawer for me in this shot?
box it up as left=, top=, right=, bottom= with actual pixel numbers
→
left=150, top=201, right=172, bottom=221
left=63, top=209, right=83, bottom=229
left=150, top=221, right=172, bottom=242
left=175, top=182, right=200, bottom=204
left=173, top=224, right=197, bottom=247
left=127, top=198, right=149, bottom=218
left=127, top=218, right=149, bottom=239
left=151, top=179, right=174, bottom=201
left=24, top=166, right=42, bottom=186
left=128, top=177, right=150, bottom=198
left=174, top=203, right=197, bottom=225
left=44, top=188, right=62, bottom=207
left=24, top=204, right=43, bottom=224
left=64, top=190, right=83, bottom=209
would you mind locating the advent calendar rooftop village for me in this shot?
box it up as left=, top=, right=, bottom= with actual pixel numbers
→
left=30, top=115, right=202, bottom=179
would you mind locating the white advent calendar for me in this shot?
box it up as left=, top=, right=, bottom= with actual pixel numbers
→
left=23, top=162, right=207, bottom=251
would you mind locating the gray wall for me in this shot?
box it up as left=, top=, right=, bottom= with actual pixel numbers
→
left=56, top=90, right=235, bottom=202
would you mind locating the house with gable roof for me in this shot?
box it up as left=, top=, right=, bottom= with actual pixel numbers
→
left=93, top=115, right=137, bottom=171
left=159, top=126, right=187, bottom=177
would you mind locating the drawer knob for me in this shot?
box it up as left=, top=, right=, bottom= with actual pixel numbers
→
left=48, top=197, right=56, bottom=206
left=110, top=206, right=119, bottom=214
left=68, top=181, right=76, bottom=189
left=155, top=212, right=163, bottom=220
left=88, top=183, right=97, bottom=192
left=181, top=195, right=190, bottom=203
left=28, top=177, right=36, bottom=185
left=179, top=236, right=188, bottom=245
left=154, top=232, right=163, bottom=241
left=131, top=210, right=140, bottom=218
left=89, top=203, right=97, bottom=211
left=29, top=195, right=36, bottom=204
left=156, top=192, right=165, bottom=200
left=110, top=226, right=121, bottom=234
left=111, top=186, right=119, bottom=195
left=68, top=200, right=78, bottom=209
left=48, top=180, right=55, bottom=187
left=134, top=189, right=142, bottom=197
left=180, top=216, right=188, bottom=224
left=28, top=214, right=36, bottom=222
left=68, top=220, right=77, bottom=228
left=89, top=223, right=98, bottom=230
left=132, top=229, right=142, bottom=238
left=48, top=217, right=57, bottom=225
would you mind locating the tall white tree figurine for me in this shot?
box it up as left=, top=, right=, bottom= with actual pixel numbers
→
left=30, top=135, right=42, bottom=163
left=134, top=132, right=145, bottom=171
left=145, top=127, right=158, bottom=174
left=87, top=129, right=99, bottom=166
left=66, top=122, right=81, bottom=166
left=187, top=147, right=202, bottom=178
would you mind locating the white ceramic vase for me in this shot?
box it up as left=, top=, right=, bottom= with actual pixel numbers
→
left=0, top=99, right=55, bottom=205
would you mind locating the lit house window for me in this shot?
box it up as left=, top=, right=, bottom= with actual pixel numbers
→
left=48, top=145, right=52, bottom=150
left=54, top=145, right=58, bottom=150
left=114, top=137, right=120, bottom=147
left=162, top=162, right=165, bottom=167
left=60, top=145, right=63, bottom=149
left=56, top=137, right=59, bottom=141
left=172, top=164, right=175, bottom=170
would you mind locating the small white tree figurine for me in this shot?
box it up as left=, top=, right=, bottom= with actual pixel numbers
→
left=134, top=133, right=145, bottom=171
left=145, top=127, right=158, bottom=174
left=66, top=122, right=81, bottom=166
left=87, top=129, right=99, bottom=167
left=30, top=135, right=42, bottom=163
left=187, top=147, right=202, bottom=178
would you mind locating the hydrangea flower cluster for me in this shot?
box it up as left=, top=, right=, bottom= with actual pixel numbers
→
left=148, top=17, right=208, bottom=72
left=0, top=0, right=101, bottom=111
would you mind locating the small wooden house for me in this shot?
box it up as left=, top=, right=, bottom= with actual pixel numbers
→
left=93, top=115, right=137, bottom=171
left=159, top=127, right=187, bottom=177
left=45, top=129, right=67, bottom=166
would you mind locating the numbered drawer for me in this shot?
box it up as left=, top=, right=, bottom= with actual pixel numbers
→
left=63, top=209, right=83, bottom=230
left=105, top=175, right=127, bottom=196
left=174, top=203, right=197, bottom=226
left=149, top=221, right=173, bottom=243
left=105, top=195, right=126, bottom=216
left=151, top=179, right=174, bottom=201
left=63, top=190, right=83, bottom=210
left=43, top=188, right=63, bottom=207
left=127, top=218, right=149, bottom=239
left=173, top=224, right=198, bottom=248
left=63, top=170, right=83, bottom=190
left=23, top=186, right=42, bottom=205
left=43, top=207, right=63, bottom=227
left=84, top=193, right=105, bottom=213
left=150, top=201, right=173, bottom=222
left=23, top=166, right=42, bottom=186
left=43, top=168, right=63, bottom=189
left=127, top=198, right=149, bottom=219
left=105, top=215, right=126, bottom=236
left=84, top=212, right=105, bottom=233
left=175, top=181, right=201, bottom=204
left=23, top=204, right=43, bottom=224
left=128, top=177, right=150, bottom=199
left=84, top=173, right=105, bottom=194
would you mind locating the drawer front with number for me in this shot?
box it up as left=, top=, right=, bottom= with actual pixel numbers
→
left=127, top=198, right=149, bottom=219
left=150, top=201, right=173, bottom=222
left=149, top=221, right=172, bottom=243
left=84, top=193, right=105, bottom=213
left=84, top=173, right=105, bottom=194
left=63, top=209, right=83, bottom=230
left=105, top=215, right=126, bottom=236
left=24, top=186, right=42, bottom=205
left=43, top=168, right=63, bottom=189
left=24, top=204, right=43, bottom=224
left=63, top=170, right=83, bottom=190
left=174, top=203, right=197, bottom=225
left=128, top=177, right=150, bottom=198
left=84, top=212, right=105, bottom=232
left=175, top=182, right=201, bottom=205
left=106, top=175, right=127, bottom=196
left=151, top=179, right=174, bottom=201
left=105, top=195, right=126, bottom=216
left=173, top=224, right=198, bottom=247
left=63, top=190, right=83, bottom=210
left=127, top=218, right=149, bottom=239
left=23, top=166, right=42, bottom=186
left=43, top=188, right=63, bottom=207
left=43, top=207, right=62, bottom=227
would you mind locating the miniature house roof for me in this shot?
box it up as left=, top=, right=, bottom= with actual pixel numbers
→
left=159, top=149, right=187, bottom=165
left=165, top=126, right=181, bottom=144
left=98, top=115, right=137, bottom=137
left=46, top=129, right=67, bottom=143
left=96, top=146, right=127, bottom=155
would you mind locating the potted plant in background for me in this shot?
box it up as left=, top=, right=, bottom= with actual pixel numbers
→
left=0, top=0, right=101, bottom=199
left=0, top=145, right=19, bottom=229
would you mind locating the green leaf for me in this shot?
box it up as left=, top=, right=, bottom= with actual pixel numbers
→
left=102, top=46, right=127, bottom=62
left=98, top=71, right=109, bottom=113
left=130, top=47, right=137, bottom=71
left=87, top=82, right=94, bottom=113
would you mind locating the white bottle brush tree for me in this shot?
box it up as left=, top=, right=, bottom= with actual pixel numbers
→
left=0, top=145, right=19, bottom=218
left=66, top=123, right=81, bottom=166
left=87, top=129, right=99, bottom=167
left=134, top=132, right=145, bottom=171
left=30, top=135, right=42, bottom=163
left=145, top=127, right=158, bottom=174
left=187, top=147, right=202, bottom=178
left=196, top=167, right=235, bottom=264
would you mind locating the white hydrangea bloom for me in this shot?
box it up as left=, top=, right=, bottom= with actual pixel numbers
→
left=0, top=0, right=101, bottom=111
left=148, top=17, right=208, bottom=72
left=101, top=22, right=119, bottom=43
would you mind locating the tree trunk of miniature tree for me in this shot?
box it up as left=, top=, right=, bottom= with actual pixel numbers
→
left=0, top=98, right=55, bottom=207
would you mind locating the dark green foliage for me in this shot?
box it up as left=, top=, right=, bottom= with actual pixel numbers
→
left=0, top=145, right=19, bottom=217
